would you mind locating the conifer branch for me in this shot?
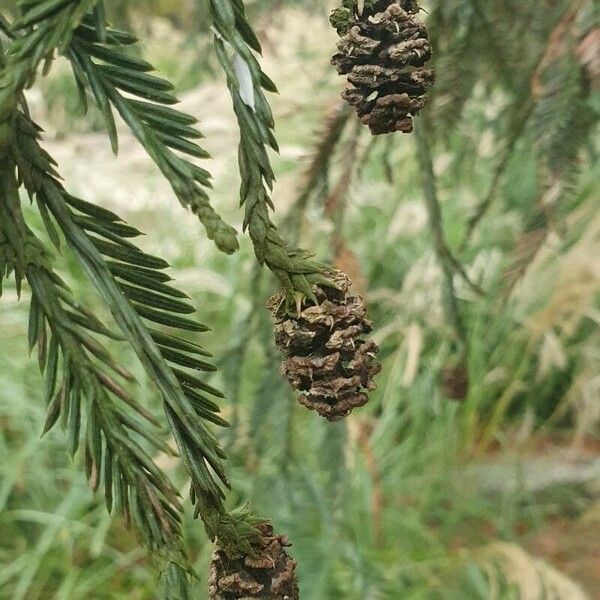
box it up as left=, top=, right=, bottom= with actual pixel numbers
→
left=461, top=100, right=535, bottom=248
left=0, top=159, right=193, bottom=588
left=460, top=1, right=590, bottom=249
left=284, top=100, right=353, bottom=240
left=0, top=5, right=293, bottom=583
left=280, top=100, right=354, bottom=246
left=11, top=109, right=262, bottom=554
left=0, top=98, right=266, bottom=600
left=63, top=16, right=239, bottom=254
left=209, top=0, right=331, bottom=301
left=502, top=0, right=597, bottom=296
left=1, top=3, right=237, bottom=254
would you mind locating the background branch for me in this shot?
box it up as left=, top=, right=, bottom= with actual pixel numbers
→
left=414, top=121, right=467, bottom=355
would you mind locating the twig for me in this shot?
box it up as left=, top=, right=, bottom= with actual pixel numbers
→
left=447, top=250, right=486, bottom=297
left=412, top=122, right=485, bottom=297
left=414, top=121, right=467, bottom=354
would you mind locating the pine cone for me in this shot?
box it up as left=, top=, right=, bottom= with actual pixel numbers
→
left=208, top=522, right=299, bottom=600
left=268, top=271, right=381, bottom=421
left=330, top=0, right=434, bottom=135
left=441, top=361, right=469, bottom=401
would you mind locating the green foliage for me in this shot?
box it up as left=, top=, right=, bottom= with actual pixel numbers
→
left=1, top=0, right=599, bottom=598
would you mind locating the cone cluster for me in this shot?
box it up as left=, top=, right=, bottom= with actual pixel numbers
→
left=331, top=0, right=434, bottom=135
left=268, top=271, right=381, bottom=422
left=209, top=522, right=299, bottom=600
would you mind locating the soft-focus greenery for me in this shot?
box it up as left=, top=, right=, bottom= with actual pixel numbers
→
left=1, top=0, right=599, bottom=598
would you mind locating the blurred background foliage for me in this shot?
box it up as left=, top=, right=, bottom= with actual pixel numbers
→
left=0, top=0, right=599, bottom=598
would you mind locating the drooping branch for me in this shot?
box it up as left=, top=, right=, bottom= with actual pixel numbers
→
left=208, top=0, right=331, bottom=302
left=0, top=159, right=193, bottom=587
left=283, top=100, right=353, bottom=242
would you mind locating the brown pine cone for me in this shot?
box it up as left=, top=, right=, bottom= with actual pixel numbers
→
left=208, top=522, right=299, bottom=600
left=330, top=0, right=434, bottom=135
left=441, top=361, right=469, bottom=401
left=268, top=270, right=381, bottom=422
